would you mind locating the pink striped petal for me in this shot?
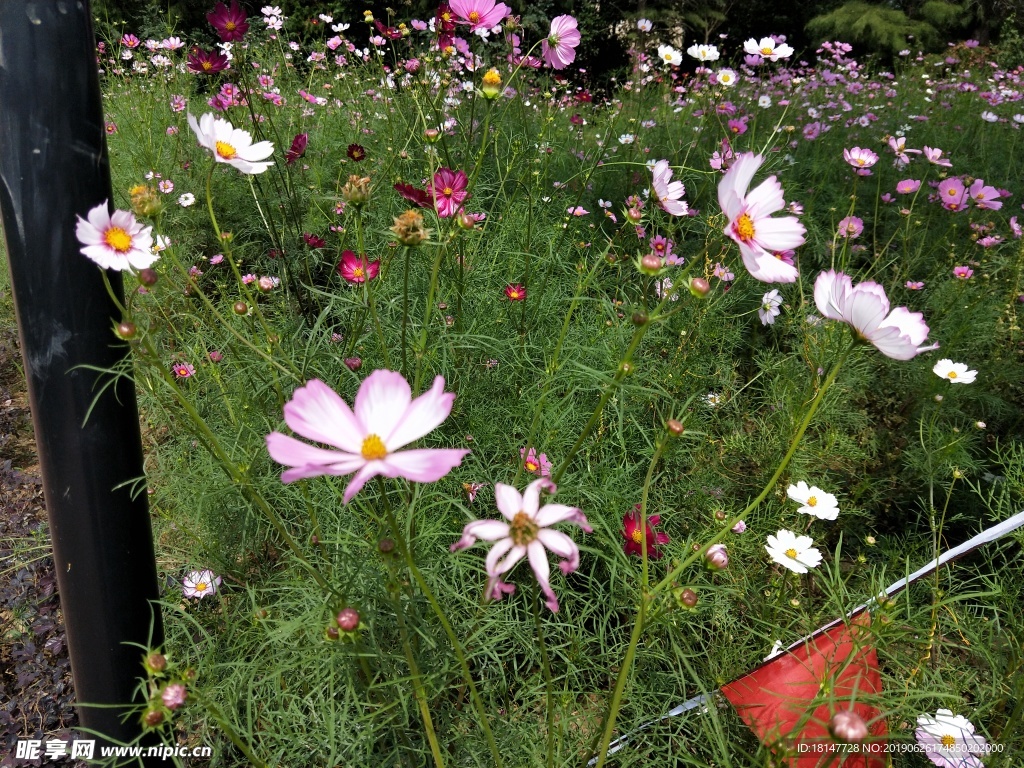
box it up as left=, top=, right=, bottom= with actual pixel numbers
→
left=266, top=432, right=365, bottom=483
left=283, top=379, right=364, bottom=452
left=354, top=370, right=411, bottom=444
left=377, top=447, right=469, bottom=483
left=486, top=539, right=526, bottom=578
left=528, top=540, right=559, bottom=612
left=536, top=528, right=580, bottom=574
left=534, top=503, right=590, bottom=531
left=385, top=374, right=456, bottom=449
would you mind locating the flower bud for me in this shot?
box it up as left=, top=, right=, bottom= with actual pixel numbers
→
left=481, top=67, right=502, bottom=99
left=705, top=543, right=729, bottom=571
left=115, top=321, right=137, bottom=340
left=336, top=607, right=360, bottom=632
left=423, top=128, right=440, bottom=143
left=145, top=652, right=167, bottom=674
left=639, top=254, right=663, bottom=275
left=325, top=625, right=340, bottom=641
left=139, top=268, right=159, bottom=286
left=391, top=210, right=432, bottom=245
left=714, top=509, right=726, bottom=521
left=129, top=184, right=163, bottom=218
left=666, top=418, right=684, bottom=436
left=631, top=312, right=648, bottom=326
left=344, top=357, right=362, bottom=371
left=341, top=174, right=372, bottom=207
left=619, top=361, right=634, bottom=375
left=624, top=207, right=643, bottom=224
left=142, top=708, right=164, bottom=728
left=233, top=301, right=248, bottom=315
left=675, top=587, right=698, bottom=610
left=688, top=277, right=711, bottom=298
left=378, top=538, right=396, bottom=554
left=731, top=520, right=747, bottom=534
left=829, top=711, right=868, bottom=743
left=457, top=211, right=477, bottom=231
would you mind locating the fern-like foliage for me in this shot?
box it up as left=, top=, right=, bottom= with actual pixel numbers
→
left=806, top=1, right=940, bottom=53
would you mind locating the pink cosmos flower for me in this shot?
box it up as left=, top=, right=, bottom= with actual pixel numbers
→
left=718, top=152, right=805, bottom=283
left=843, top=146, right=879, bottom=175
left=906, top=281, right=925, bottom=290
left=172, top=362, right=196, bottom=378
left=161, top=683, right=187, bottom=710
left=1010, top=216, right=1022, bottom=238
left=541, top=15, right=581, bottom=70
left=837, top=216, right=864, bottom=238
left=814, top=270, right=938, bottom=360
left=887, top=136, right=921, bottom=167
left=521, top=447, right=551, bottom=477
left=937, top=178, right=969, bottom=211
left=266, top=372, right=470, bottom=503
left=427, top=167, right=469, bottom=218
left=75, top=202, right=157, bottom=272
left=923, top=146, right=953, bottom=167
left=649, top=159, right=688, bottom=216
left=896, top=179, right=921, bottom=194
left=450, top=477, right=592, bottom=612
left=968, top=179, right=1002, bottom=210
left=449, top=0, right=510, bottom=32
left=953, top=266, right=974, bottom=279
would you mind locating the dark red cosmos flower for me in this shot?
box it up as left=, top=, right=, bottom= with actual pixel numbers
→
left=394, top=181, right=432, bottom=208
left=207, top=0, right=249, bottom=43
left=570, top=114, right=583, bottom=126
left=504, top=284, right=526, bottom=301
left=374, top=19, right=402, bottom=41
left=436, top=2, right=457, bottom=32
left=187, top=47, right=229, bottom=75
left=347, top=143, right=366, bottom=162
left=285, top=133, right=308, bottom=165
left=303, top=232, right=326, bottom=248
left=622, top=504, right=670, bottom=559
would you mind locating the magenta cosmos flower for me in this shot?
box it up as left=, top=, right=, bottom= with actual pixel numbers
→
left=718, top=152, right=805, bottom=283
left=207, top=0, right=249, bottom=42
left=449, top=0, right=509, bottom=32
left=427, top=167, right=468, bottom=218
left=76, top=201, right=157, bottom=272
left=187, top=47, right=229, bottom=75
left=450, top=478, right=592, bottom=612
left=541, top=15, right=581, bottom=70
left=337, top=250, right=380, bottom=283
left=266, top=372, right=470, bottom=503
left=814, top=270, right=938, bottom=360
left=649, top=159, right=687, bottom=216
left=622, top=505, right=669, bottom=559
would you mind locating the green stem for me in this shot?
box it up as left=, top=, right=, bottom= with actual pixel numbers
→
left=412, top=245, right=446, bottom=393
left=377, top=482, right=504, bottom=768
left=199, top=698, right=269, bottom=768
left=532, top=588, right=556, bottom=768
left=401, top=246, right=412, bottom=377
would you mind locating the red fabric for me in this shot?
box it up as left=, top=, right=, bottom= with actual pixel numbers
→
left=721, top=612, right=887, bottom=767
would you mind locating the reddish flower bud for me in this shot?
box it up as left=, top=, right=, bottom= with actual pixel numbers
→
left=688, top=277, right=711, bottom=297
left=705, top=543, right=729, bottom=571
left=139, top=268, right=159, bottom=286
left=344, top=357, right=362, bottom=371
left=666, top=419, right=684, bottom=435
left=829, top=711, right=868, bottom=743
left=232, top=301, right=248, bottom=315
left=336, top=608, right=360, bottom=632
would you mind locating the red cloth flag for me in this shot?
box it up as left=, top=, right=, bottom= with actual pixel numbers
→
left=721, top=612, right=886, bottom=767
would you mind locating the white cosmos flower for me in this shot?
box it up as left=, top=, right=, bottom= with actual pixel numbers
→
left=716, top=68, right=737, bottom=86
left=765, top=529, right=822, bottom=573
left=743, top=36, right=794, bottom=61
left=915, top=709, right=987, bottom=768
left=686, top=43, right=719, bottom=62
left=187, top=112, right=275, bottom=174
left=786, top=480, right=840, bottom=520
left=637, top=18, right=652, bottom=32
left=933, top=359, right=977, bottom=384
left=657, top=45, right=682, bottom=66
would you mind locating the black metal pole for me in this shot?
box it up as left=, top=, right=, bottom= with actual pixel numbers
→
left=0, top=0, right=164, bottom=755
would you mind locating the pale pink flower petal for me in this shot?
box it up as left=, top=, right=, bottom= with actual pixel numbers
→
left=282, top=379, right=364, bottom=453
left=385, top=375, right=456, bottom=449
left=528, top=540, right=559, bottom=611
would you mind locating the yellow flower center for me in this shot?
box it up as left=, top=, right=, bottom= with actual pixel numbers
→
left=761, top=46, right=773, bottom=55
left=442, top=12, right=451, bottom=21
left=469, top=11, right=480, bottom=22
left=631, top=529, right=644, bottom=544
left=807, top=496, right=818, bottom=507
left=510, top=511, right=539, bottom=546
left=353, top=266, right=365, bottom=278
left=202, top=61, right=213, bottom=71
left=940, top=734, right=956, bottom=748
left=947, top=188, right=958, bottom=196
left=225, top=21, right=236, bottom=31
left=735, top=213, right=755, bottom=241
left=104, top=227, right=133, bottom=253
left=785, top=548, right=798, bottom=559
left=525, top=460, right=539, bottom=472
left=195, top=581, right=208, bottom=592
left=361, top=434, right=387, bottom=460
left=216, top=141, right=238, bottom=160
left=483, top=69, right=501, bottom=86
left=443, top=186, right=454, bottom=196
